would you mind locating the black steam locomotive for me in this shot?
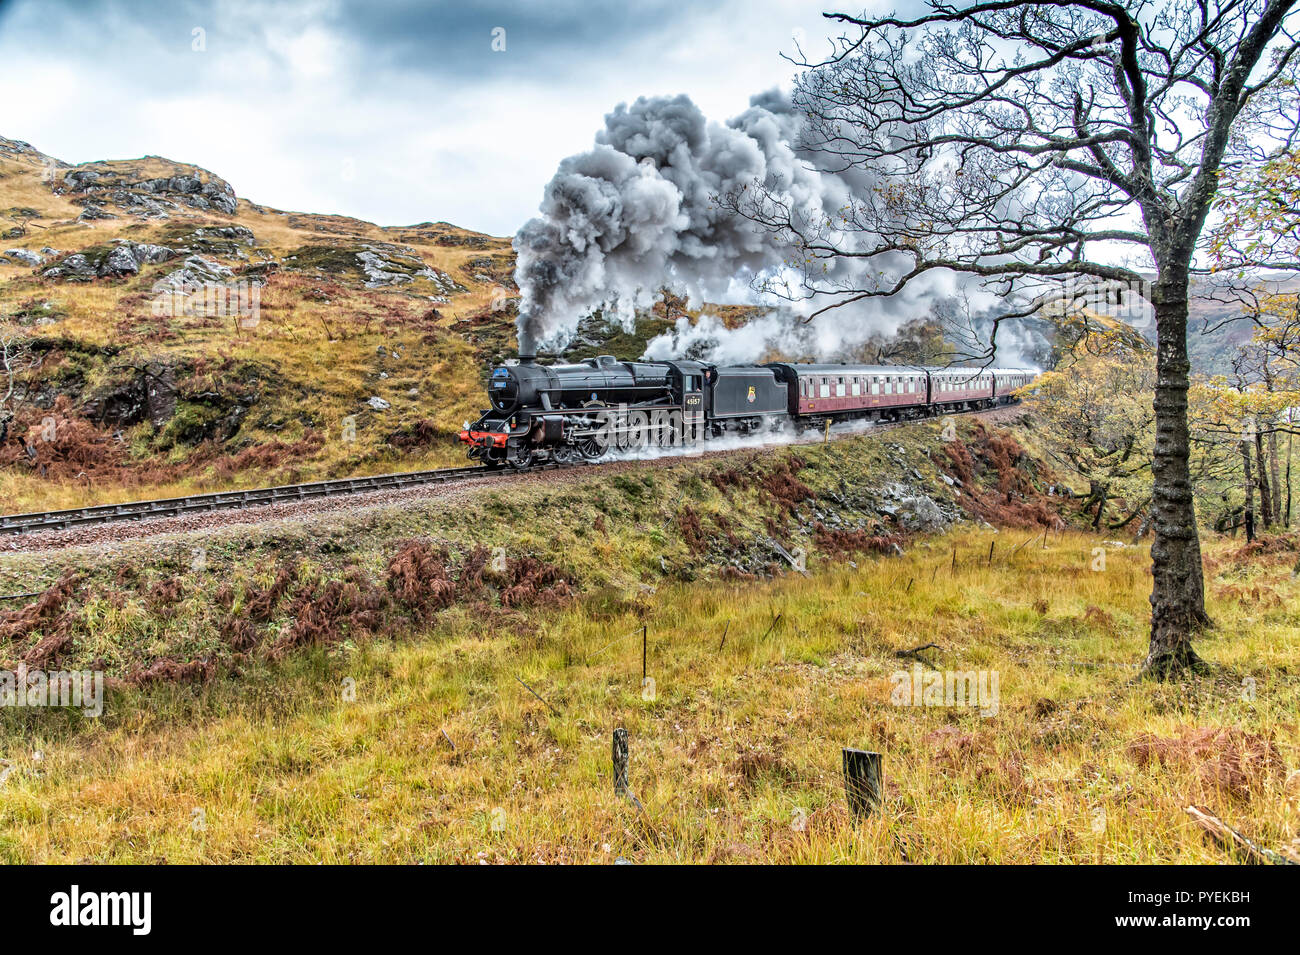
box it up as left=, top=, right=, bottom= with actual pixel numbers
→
left=458, top=355, right=1037, bottom=469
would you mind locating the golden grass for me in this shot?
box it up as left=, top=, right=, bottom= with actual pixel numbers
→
left=2, top=528, right=1295, bottom=864
left=0, top=146, right=505, bottom=513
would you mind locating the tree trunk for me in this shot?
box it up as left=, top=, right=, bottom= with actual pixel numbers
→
left=1241, top=439, right=1256, bottom=543
left=1255, top=428, right=1273, bottom=529
left=1287, top=426, right=1294, bottom=528
left=1145, top=291, right=1209, bottom=677
left=1268, top=429, right=1282, bottom=525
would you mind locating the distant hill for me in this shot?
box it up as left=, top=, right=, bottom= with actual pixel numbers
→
left=1186, top=272, right=1300, bottom=375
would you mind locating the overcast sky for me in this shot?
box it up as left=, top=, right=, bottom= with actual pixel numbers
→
left=0, top=0, right=878, bottom=236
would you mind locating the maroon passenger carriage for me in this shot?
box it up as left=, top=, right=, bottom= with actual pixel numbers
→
left=764, top=364, right=1038, bottom=423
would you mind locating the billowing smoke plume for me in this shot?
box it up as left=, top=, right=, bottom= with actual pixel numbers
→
left=513, top=90, right=1037, bottom=365
left=513, top=90, right=852, bottom=354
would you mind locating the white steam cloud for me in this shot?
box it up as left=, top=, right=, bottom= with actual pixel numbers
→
left=513, top=90, right=1042, bottom=366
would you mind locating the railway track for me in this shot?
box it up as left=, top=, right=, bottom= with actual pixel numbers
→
left=0, top=462, right=570, bottom=536
left=0, top=404, right=1015, bottom=539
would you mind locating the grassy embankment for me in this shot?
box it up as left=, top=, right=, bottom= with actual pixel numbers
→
left=0, top=420, right=1295, bottom=863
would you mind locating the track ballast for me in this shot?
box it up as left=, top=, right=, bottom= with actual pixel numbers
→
left=0, top=404, right=1011, bottom=539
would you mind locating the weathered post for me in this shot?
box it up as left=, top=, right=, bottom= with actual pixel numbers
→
left=842, top=748, right=882, bottom=819
left=612, top=727, right=643, bottom=810
left=613, top=727, right=630, bottom=798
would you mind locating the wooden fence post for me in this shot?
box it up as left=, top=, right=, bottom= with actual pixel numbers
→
left=613, top=727, right=630, bottom=798
left=612, top=727, right=643, bottom=810
left=842, top=748, right=882, bottom=819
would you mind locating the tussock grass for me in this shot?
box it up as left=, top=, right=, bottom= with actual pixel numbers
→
left=1, top=528, right=1295, bottom=864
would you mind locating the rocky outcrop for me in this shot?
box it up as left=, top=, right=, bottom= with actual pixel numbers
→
left=871, top=482, right=955, bottom=533
left=41, top=241, right=177, bottom=281
left=81, top=363, right=177, bottom=430
left=281, top=241, right=466, bottom=294
left=153, top=255, right=235, bottom=290
left=356, top=244, right=459, bottom=292
left=0, top=136, right=44, bottom=158
left=77, top=204, right=118, bottom=221
left=3, top=248, right=44, bottom=267
left=185, top=225, right=255, bottom=251
left=59, top=163, right=238, bottom=219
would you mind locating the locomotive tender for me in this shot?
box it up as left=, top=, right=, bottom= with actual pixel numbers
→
left=458, top=354, right=1037, bottom=469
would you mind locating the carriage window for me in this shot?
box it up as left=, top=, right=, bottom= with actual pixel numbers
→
left=851, top=378, right=861, bottom=396
left=819, top=379, right=830, bottom=398
left=871, top=379, right=880, bottom=395
left=836, top=377, right=846, bottom=397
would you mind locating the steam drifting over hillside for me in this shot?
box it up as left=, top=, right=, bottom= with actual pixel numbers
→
left=512, top=90, right=1050, bottom=366
left=514, top=92, right=861, bottom=357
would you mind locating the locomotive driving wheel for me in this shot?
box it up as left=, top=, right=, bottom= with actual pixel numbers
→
left=507, top=447, right=535, bottom=470
left=578, top=398, right=608, bottom=459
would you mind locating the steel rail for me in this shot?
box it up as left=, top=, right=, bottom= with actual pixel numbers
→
left=0, top=462, right=566, bottom=535
left=1, top=402, right=1014, bottom=537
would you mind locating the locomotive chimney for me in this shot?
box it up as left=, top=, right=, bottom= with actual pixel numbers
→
left=517, top=328, right=537, bottom=364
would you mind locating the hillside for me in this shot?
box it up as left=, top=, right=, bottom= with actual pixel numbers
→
left=0, top=135, right=534, bottom=512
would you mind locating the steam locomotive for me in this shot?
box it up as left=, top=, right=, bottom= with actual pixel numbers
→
left=457, top=354, right=1037, bottom=469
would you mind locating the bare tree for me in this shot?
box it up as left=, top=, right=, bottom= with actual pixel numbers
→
left=730, top=0, right=1300, bottom=676
left=1, top=330, right=40, bottom=444
left=5, top=208, right=42, bottom=238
